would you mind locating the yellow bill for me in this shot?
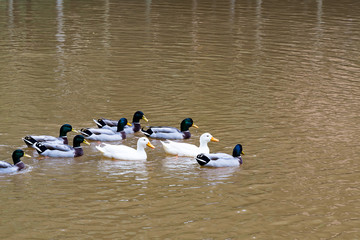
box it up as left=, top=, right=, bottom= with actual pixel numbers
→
left=211, top=137, right=219, bottom=142
left=147, top=142, right=155, bottom=149
left=142, top=115, right=149, bottom=122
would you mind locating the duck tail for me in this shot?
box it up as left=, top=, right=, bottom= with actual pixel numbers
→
left=33, top=143, right=47, bottom=154
left=95, top=145, right=105, bottom=154
left=196, top=153, right=210, bottom=166
left=93, top=119, right=106, bottom=128
left=141, top=127, right=153, bottom=137
left=23, top=136, right=37, bottom=146
left=80, top=128, right=92, bottom=137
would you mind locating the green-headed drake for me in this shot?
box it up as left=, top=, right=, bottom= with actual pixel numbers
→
left=0, top=149, right=31, bottom=171
left=80, top=118, right=131, bottom=141
left=196, top=144, right=245, bottom=167
left=23, top=124, right=78, bottom=147
left=93, top=111, right=149, bottom=134
left=141, top=118, right=198, bottom=140
left=33, top=135, right=90, bottom=158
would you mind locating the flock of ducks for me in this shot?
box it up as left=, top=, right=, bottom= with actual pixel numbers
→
left=0, top=111, right=245, bottom=172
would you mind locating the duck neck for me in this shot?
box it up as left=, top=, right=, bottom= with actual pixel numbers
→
left=136, top=143, right=146, bottom=153
left=238, top=156, right=243, bottom=165
left=15, top=161, right=25, bottom=171
left=61, top=136, right=68, bottom=145
left=132, top=122, right=141, bottom=132
left=74, top=148, right=84, bottom=157
left=198, top=140, right=209, bottom=151
left=182, top=131, right=191, bottom=139
left=120, top=131, right=126, bottom=139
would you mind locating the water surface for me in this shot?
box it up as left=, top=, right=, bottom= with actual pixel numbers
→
left=1, top=0, right=359, bottom=239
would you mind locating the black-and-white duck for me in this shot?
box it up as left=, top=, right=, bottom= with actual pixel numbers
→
left=196, top=144, right=244, bottom=167
left=93, top=111, right=148, bottom=134
left=33, top=135, right=90, bottom=158
left=141, top=118, right=198, bottom=140
left=0, top=149, right=31, bottom=171
left=23, top=124, right=78, bottom=146
left=80, top=118, right=131, bottom=141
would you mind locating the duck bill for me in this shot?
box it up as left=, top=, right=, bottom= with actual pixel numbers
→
left=72, top=129, right=79, bottom=133
left=142, top=115, right=149, bottom=122
left=211, top=137, right=219, bottom=142
left=241, top=151, right=245, bottom=155
left=24, top=153, right=32, bottom=158
left=192, top=124, right=199, bottom=129
left=127, top=122, right=132, bottom=126
left=147, top=142, right=155, bottom=149
left=83, top=139, right=91, bottom=145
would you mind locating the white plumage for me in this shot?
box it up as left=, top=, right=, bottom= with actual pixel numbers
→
left=160, top=133, right=219, bottom=157
left=96, top=137, right=155, bottom=160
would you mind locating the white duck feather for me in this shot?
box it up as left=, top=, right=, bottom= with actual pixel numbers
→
left=161, top=133, right=219, bottom=157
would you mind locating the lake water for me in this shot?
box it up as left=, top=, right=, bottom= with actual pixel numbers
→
left=0, top=0, right=359, bottom=239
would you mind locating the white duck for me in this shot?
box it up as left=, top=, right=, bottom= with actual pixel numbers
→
left=95, top=137, right=155, bottom=160
left=160, top=133, right=219, bottom=157
left=195, top=144, right=244, bottom=167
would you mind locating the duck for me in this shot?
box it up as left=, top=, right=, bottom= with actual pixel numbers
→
left=33, top=135, right=90, bottom=158
left=141, top=118, right=198, bottom=140
left=23, top=124, right=77, bottom=146
left=195, top=144, right=245, bottom=167
left=95, top=137, right=155, bottom=160
left=160, top=133, right=219, bottom=157
left=80, top=118, right=131, bottom=141
left=93, top=111, right=149, bottom=134
left=0, top=149, right=31, bottom=171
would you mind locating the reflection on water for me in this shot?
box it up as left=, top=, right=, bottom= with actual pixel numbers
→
left=1, top=0, right=360, bottom=239
left=97, top=159, right=148, bottom=178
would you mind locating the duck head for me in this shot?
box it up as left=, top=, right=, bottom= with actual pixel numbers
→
left=180, top=118, right=198, bottom=132
left=133, top=111, right=149, bottom=123
left=200, top=133, right=219, bottom=143
left=137, top=137, right=155, bottom=149
left=12, top=149, right=31, bottom=165
left=116, top=118, right=132, bottom=132
left=59, top=124, right=78, bottom=137
left=232, top=144, right=244, bottom=164
left=73, top=135, right=90, bottom=147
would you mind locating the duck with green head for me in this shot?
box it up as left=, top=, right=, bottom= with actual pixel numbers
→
left=93, top=111, right=149, bottom=134
left=0, top=149, right=31, bottom=171
left=23, top=124, right=78, bottom=147
left=196, top=144, right=245, bottom=167
left=80, top=118, right=131, bottom=141
left=34, top=135, right=90, bottom=157
left=141, top=118, right=198, bottom=140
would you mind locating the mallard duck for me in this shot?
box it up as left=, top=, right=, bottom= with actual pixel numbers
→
left=196, top=144, right=244, bottom=167
left=33, top=135, right=90, bottom=157
left=0, top=149, right=31, bottom=171
left=23, top=124, right=77, bottom=146
left=93, top=111, right=149, bottom=134
left=141, top=118, right=198, bottom=140
left=80, top=118, right=131, bottom=141
left=160, top=133, right=219, bottom=157
left=95, top=137, right=155, bottom=160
